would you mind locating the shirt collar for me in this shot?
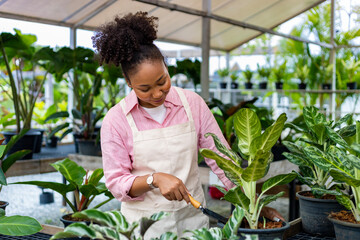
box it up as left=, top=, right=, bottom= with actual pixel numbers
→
left=124, top=86, right=182, bottom=115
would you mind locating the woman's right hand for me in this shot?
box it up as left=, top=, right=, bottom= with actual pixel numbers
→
left=153, top=172, right=190, bottom=204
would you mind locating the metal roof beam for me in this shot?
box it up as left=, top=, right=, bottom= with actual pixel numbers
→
left=135, top=0, right=334, bottom=49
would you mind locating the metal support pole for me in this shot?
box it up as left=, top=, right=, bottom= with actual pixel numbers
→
left=200, top=0, right=211, bottom=100
left=68, top=28, right=76, bottom=115
left=330, top=0, right=336, bottom=120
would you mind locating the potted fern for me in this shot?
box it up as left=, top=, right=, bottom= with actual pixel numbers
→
left=230, top=71, right=239, bottom=89
left=242, top=65, right=253, bottom=89
left=272, top=61, right=287, bottom=90
left=295, top=65, right=309, bottom=90
left=217, top=68, right=230, bottom=89
left=257, top=64, right=271, bottom=89
left=342, top=58, right=360, bottom=90
left=200, top=108, right=296, bottom=239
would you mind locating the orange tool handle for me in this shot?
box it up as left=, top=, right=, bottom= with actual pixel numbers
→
left=188, top=194, right=201, bottom=209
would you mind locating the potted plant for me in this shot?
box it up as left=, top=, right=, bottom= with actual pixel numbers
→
left=13, top=158, right=114, bottom=227
left=321, top=64, right=333, bottom=90
left=217, top=68, right=230, bottom=89
left=327, top=121, right=360, bottom=239
left=50, top=209, right=169, bottom=240
left=200, top=108, right=296, bottom=239
left=242, top=65, right=253, bottom=89
left=175, top=59, right=201, bottom=91
left=295, top=65, right=309, bottom=90
left=0, top=30, right=55, bottom=159
left=230, top=71, right=239, bottom=89
left=257, top=64, right=271, bottom=89
left=272, top=61, right=287, bottom=90
left=341, top=58, right=360, bottom=90
left=282, top=106, right=353, bottom=236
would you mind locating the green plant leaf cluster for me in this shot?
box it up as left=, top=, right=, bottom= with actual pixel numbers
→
left=12, top=158, right=114, bottom=212
left=283, top=106, right=356, bottom=198
left=0, top=209, right=42, bottom=237
left=200, top=108, right=295, bottom=229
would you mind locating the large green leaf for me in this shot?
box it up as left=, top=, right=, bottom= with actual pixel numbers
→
left=282, top=152, right=312, bottom=167
left=312, top=123, right=326, bottom=144
left=0, top=145, right=5, bottom=159
left=79, top=184, right=102, bottom=199
left=303, top=146, right=332, bottom=171
left=2, top=150, right=32, bottom=173
left=336, top=194, right=353, bottom=210
left=44, top=111, right=69, bottom=123
left=73, top=209, right=116, bottom=227
left=0, top=216, right=42, bottom=236
left=223, top=205, right=244, bottom=239
left=186, top=227, right=222, bottom=240
left=140, top=212, right=168, bottom=237
left=241, top=151, right=271, bottom=182
left=261, top=173, right=297, bottom=194
left=259, top=192, right=284, bottom=207
left=47, top=123, right=70, bottom=139
left=156, top=232, right=178, bottom=240
left=329, top=169, right=360, bottom=187
left=345, top=154, right=360, bottom=170
left=12, top=181, right=75, bottom=195
left=233, top=108, right=261, bottom=156
left=223, top=186, right=250, bottom=210
left=91, top=224, right=121, bottom=240
left=205, top=133, right=242, bottom=166
left=337, top=124, right=356, bottom=138
left=51, top=158, right=86, bottom=186
left=326, top=126, right=348, bottom=148
left=249, top=113, right=287, bottom=157
left=311, top=187, right=342, bottom=197
left=0, top=168, right=6, bottom=186
left=356, top=121, right=360, bottom=144
left=333, top=114, right=352, bottom=129
left=54, top=223, right=99, bottom=239
left=282, top=141, right=302, bottom=155
left=88, top=168, right=104, bottom=185
left=200, top=148, right=242, bottom=186
left=303, top=106, right=326, bottom=129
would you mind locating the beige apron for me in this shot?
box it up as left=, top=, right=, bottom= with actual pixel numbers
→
left=120, top=87, right=208, bottom=238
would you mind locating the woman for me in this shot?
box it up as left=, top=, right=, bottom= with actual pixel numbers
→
left=94, top=11, right=282, bottom=239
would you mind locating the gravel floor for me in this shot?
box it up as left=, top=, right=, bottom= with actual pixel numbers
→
left=2, top=172, right=290, bottom=228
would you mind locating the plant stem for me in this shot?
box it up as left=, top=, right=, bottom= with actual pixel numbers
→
left=62, top=194, right=77, bottom=213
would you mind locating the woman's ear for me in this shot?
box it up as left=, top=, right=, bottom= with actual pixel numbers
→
left=125, top=79, right=132, bottom=88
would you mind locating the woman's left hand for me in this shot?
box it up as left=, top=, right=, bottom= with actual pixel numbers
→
left=260, top=206, right=285, bottom=222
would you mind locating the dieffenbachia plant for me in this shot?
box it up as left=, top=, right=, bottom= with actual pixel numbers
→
left=282, top=106, right=356, bottom=197
left=327, top=121, right=360, bottom=221
left=200, top=108, right=296, bottom=229
left=50, top=209, right=168, bottom=240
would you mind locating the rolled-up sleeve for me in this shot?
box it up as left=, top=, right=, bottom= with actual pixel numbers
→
left=101, top=110, right=144, bottom=202
left=196, top=96, right=236, bottom=190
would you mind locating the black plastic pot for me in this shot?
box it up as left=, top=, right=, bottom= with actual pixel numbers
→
left=244, top=82, right=253, bottom=89
left=322, top=83, right=332, bottom=90
left=328, top=214, right=360, bottom=240
left=219, top=82, right=227, bottom=89
left=218, top=220, right=290, bottom=240
left=258, top=82, right=267, bottom=89
left=275, top=82, right=283, bottom=90
left=298, top=83, right=307, bottom=90
left=271, top=144, right=289, bottom=161
left=2, top=130, right=41, bottom=160
left=0, top=201, right=9, bottom=210
left=347, top=82, right=357, bottom=90
left=296, top=191, right=346, bottom=237
left=46, top=136, right=58, bottom=148
left=77, top=139, right=101, bottom=156
left=32, top=128, right=45, bottom=153
left=60, top=213, right=91, bottom=228
left=231, top=82, right=239, bottom=89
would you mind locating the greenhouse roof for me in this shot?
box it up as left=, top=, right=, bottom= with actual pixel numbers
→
left=0, top=0, right=325, bottom=52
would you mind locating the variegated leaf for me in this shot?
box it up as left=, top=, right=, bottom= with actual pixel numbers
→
left=313, top=123, right=326, bottom=144
left=200, top=148, right=242, bottom=186
left=283, top=152, right=312, bottom=167
left=242, top=151, right=270, bottom=182
left=150, top=211, right=168, bottom=221
left=282, top=141, right=302, bottom=155
left=108, top=211, right=129, bottom=229
left=351, top=143, right=360, bottom=155
left=261, top=173, right=297, bottom=194
left=311, top=187, right=342, bottom=197
left=303, top=146, right=332, bottom=171
left=337, top=124, right=356, bottom=138
left=345, top=154, right=360, bottom=170
left=294, top=170, right=314, bottom=187
left=213, top=184, right=228, bottom=195
left=259, top=192, right=284, bottom=207
left=50, top=232, right=81, bottom=239
left=205, top=133, right=242, bottom=166
left=156, top=232, right=178, bottom=240
left=336, top=194, right=353, bottom=210
left=329, top=169, right=360, bottom=187
left=303, top=106, right=326, bottom=129
left=73, top=209, right=116, bottom=227
left=223, top=186, right=250, bottom=210
left=91, top=224, right=119, bottom=240
left=328, top=146, right=354, bottom=174
left=234, top=108, right=261, bottom=156
left=326, top=126, right=348, bottom=148
left=223, top=205, right=244, bottom=239
left=333, top=114, right=352, bottom=129
left=58, top=223, right=98, bottom=239
left=356, top=121, right=360, bottom=144
left=185, top=227, right=222, bottom=240
left=249, top=113, right=287, bottom=157
left=140, top=212, right=168, bottom=237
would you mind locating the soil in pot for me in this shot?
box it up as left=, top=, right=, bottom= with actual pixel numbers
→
left=297, top=191, right=346, bottom=237
left=60, top=213, right=91, bottom=228
left=0, top=201, right=9, bottom=210
left=328, top=211, right=360, bottom=240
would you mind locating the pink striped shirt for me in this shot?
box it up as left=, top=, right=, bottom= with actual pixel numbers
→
left=101, top=86, right=235, bottom=202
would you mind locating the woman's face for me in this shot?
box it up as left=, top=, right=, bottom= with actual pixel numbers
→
left=128, top=60, right=171, bottom=108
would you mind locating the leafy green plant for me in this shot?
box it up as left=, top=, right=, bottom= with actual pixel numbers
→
left=200, top=108, right=296, bottom=229
left=217, top=68, right=230, bottom=82
left=230, top=71, right=238, bottom=82
left=13, top=158, right=114, bottom=213
left=174, top=59, right=201, bottom=90
left=272, top=61, right=287, bottom=84
left=282, top=106, right=356, bottom=198
left=257, top=64, right=271, bottom=81
left=50, top=209, right=169, bottom=240
left=242, top=66, right=253, bottom=83
left=295, top=65, right=310, bottom=84
left=341, top=58, right=360, bottom=84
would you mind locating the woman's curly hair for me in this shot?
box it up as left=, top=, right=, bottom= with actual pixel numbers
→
left=92, top=11, right=164, bottom=80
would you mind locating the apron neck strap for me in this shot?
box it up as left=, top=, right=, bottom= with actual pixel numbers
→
left=120, top=99, right=139, bottom=133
